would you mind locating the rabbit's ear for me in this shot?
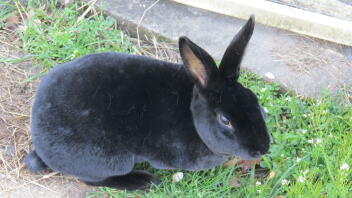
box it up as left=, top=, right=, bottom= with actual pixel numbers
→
left=219, top=15, right=255, bottom=81
left=179, top=36, right=218, bottom=88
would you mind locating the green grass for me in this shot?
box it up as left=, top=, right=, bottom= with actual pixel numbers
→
left=3, top=0, right=135, bottom=71
left=0, top=1, right=16, bottom=29
left=3, top=0, right=352, bottom=197
left=87, top=75, right=351, bottom=198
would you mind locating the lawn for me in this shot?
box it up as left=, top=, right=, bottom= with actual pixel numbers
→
left=1, top=0, right=351, bottom=197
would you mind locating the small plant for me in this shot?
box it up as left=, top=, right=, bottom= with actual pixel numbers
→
left=0, top=1, right=16, bottom=29
left=3, top=0, right=351, bottom=197
left=9, top=0, right=135, bottom=71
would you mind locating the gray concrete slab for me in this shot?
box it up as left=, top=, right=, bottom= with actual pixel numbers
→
left=97, top=0, right=352, bottom=98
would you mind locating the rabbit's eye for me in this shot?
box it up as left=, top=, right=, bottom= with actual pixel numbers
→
left=218, top=114, right=232, bottom=128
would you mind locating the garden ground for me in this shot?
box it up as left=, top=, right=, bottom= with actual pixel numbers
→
left=0, top=1, right=351, bottom=198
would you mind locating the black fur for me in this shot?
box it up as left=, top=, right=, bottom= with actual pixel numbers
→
left=84, top=170, right=160, bottom=190
left=219, top=15, right=255, bottom=81
left=24, top=151, right=48, bottom=173
left=26, top=16, right=271, bottom=190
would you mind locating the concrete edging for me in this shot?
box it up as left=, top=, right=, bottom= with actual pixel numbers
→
left=172, top=0, right=352, bottom=46
left=97, top=0, right=352, bottom=98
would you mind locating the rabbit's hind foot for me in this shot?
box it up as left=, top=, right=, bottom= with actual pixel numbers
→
left=24, top=150, right=49, bottom=173
left=83, top=170, right=160, bottom=190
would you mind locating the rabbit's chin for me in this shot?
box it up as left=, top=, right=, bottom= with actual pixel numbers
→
left=211, top=150, right=261, bottom=161
left=233, top=150, right=263, bottom=161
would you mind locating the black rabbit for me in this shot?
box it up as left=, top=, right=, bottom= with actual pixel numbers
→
left=25, top=16, right=271, bottom=190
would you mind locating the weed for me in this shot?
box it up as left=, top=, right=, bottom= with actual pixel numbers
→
left=3, top=0, right=352, bottom=197
left=9, top=0, right=135, bottom=71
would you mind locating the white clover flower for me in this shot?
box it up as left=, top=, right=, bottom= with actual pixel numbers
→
left=308, top=139, right=314, bottom=144
left=285, top=97, right=292, bottom=102
left=256, top=181, right=262, bottom=186
left=303, top=170, right=309, bottom=175
left=300, top=129, right=307, bottom=134
left=340, top=163, right=350, bottom=170
left=281, top=179, right=290, bottom=185
left=308, top=138, right=322, bottom=146
left=297, top=176, right=306, bottom=183
left=296, top=158, right=302, bottom=163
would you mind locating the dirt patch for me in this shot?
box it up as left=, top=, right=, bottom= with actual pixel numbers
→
left=270, top=32, right=352, bottom=97
left=0, top=28, right=95, bottom=197
left=272, top=35, right=351, bottom=75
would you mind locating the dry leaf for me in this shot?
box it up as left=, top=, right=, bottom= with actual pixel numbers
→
left=6, top=15, right=20, bottom=25
left=225, top=157, right=264, bottom=174
left=228, top=176, right=241, bottom=188
left=172, top=172, right=184, bottom=183
left=237, top=159, right=261, bottom=173
left=268, top=171, right=276, bottom=180
left=224, top=157, right=239, bottom=168
left=27, top=9, right=35, bottom=21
